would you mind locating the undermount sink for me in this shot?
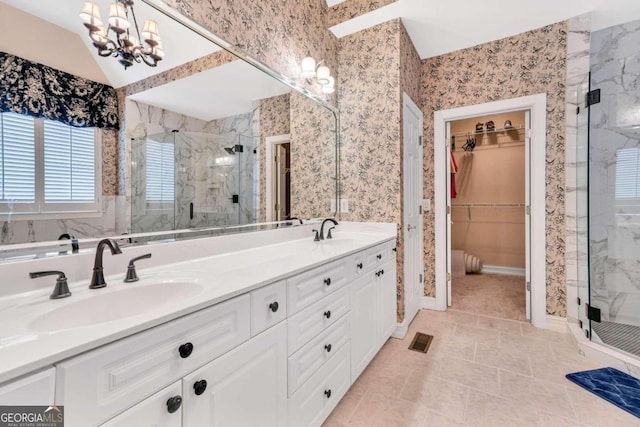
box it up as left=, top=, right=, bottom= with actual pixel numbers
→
left=30, top=281, right=203, bottom=332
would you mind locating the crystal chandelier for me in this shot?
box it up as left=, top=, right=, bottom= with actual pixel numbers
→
left=80, top=0, right=164, bottom=69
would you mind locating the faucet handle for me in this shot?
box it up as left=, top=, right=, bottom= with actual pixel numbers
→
left=327, top=227, right=335, bottom=239
left=29, top=270, right=71, bottom=299
left=125, top=253, right=152, bottom=283
left=312, top=229, right=320, bottom=242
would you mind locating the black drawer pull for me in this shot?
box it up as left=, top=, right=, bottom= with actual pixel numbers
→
left=324, top=389, right=332, bottom=399
left=325, top=344, right=332, bottom=353
left=376, top=254, right=382, bottom=260
left=356, top=262, right=363, bottom=269
left=324, top=277, right=331, bottom=286
left=179, top=342, right=194, bottom=358
left=381, top=269, right=385, bottom=275
left=324, top=310, right=331, bottom=319
left=166, top=396, right=182, bottom=413
left=193, top=380, right=207, bottom=396
left=392, top=247, right=397, bottom=252
left=269, top=301, right=279, bottom=312
left=375, top=270, right=381, bottom=277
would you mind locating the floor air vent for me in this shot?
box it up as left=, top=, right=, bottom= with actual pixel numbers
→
left=408, top=332, right=433, bottom=353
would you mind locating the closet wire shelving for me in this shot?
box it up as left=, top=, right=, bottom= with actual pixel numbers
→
left=451, top=203, right=526, bottom=222
left=450, top=124, right=526, bottom=152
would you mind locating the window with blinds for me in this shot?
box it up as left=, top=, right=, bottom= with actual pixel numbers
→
left=0, top=111, right=99, bottom=214
left=615, top=147, right=640, bottom=200
left=145, top=139, right=174, bottom=203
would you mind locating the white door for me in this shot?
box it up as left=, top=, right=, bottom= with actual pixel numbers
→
left=182, top=322, right=287, bottom=427
left=265, top=134, right=290, bottom=222
left=445, top=122, right=452, bottom=306
left=402, top=93, right=424, bottom=324
left=276, top=145, right=288, bottom=220
left=524, top=110, right=532, bottom=320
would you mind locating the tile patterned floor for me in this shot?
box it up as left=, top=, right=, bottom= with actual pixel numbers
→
left=322, top=309, right=640, bottom=426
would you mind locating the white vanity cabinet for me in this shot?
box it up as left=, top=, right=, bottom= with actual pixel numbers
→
left=0, top=367, right=55, bottom=405
left=182, top=321, right=287, bottom=427
left=350, top=244, right=397, bottom=381
left=100, top=381, right=183, bottom=427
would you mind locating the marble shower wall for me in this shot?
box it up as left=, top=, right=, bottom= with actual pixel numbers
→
left=421, top=22, right=569, bottom=316
left=588, top=18, right=640, bottom=326
left=128, top=102, right=256, bottom=234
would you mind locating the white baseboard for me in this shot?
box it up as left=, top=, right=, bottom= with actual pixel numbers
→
left=392, top=320, right=408, bottom=339
left=545, top=315, right=568, bottom=333
left=481, top=265, right=526, bottom=276
left=421, top=296, right=442, bottom=311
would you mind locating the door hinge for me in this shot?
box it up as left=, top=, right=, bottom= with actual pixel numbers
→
left=576, top=106, right=580, bottom=115
left=447, top=272, right=451, bottom=282
left=275, top=155, right=279, bottom=163
left=586, top=304, right=601, bottom=322
left=586, top=89, right=601, bottom=107
left=526, top=281, right=531, bottom=291
left=418, top=136, right=423, bottom=146
left=419, top=273, right=423, bottom=283
left=275, top=203, right=280, bottom=210
left=579, top=320, right=583, bottom=329
left=525, top=205, right=530, bottom=215
left=447, top=206, right=450, bottom=214
left=419, top=205, right=423, bottom=214
left=577, top=297, right=581, bottom=306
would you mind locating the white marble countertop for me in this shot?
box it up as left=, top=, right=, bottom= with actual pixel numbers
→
left=0, top=222, right=396, bottom=384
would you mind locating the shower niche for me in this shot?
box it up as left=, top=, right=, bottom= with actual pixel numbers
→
left=131, top=130, right=257, bottom=234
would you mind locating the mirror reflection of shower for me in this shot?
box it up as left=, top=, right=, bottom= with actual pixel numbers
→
left=131, top=130, right=258, bottom=233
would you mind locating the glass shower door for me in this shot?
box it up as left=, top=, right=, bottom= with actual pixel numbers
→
left=576, top=74, right=590, bottom=339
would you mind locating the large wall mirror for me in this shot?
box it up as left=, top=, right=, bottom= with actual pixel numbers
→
left=0, top=0, right=338, bottom=260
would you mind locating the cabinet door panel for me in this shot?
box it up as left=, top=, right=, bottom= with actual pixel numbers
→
left=251, top=280, right=287, bottom=337
left=287, top=258, right=349, bottom=315
left=101, top=381, right=182, bottom=427
left=183, top=322, right=287, bottom=427
left=378, top=260, right=397, bottom=347
left=0, top=367, right=55, bottom=405
left=349, top=273, right=377, bottom=382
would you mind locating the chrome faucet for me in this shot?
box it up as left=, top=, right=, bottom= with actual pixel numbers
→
left=319, top=218, right=338, bottom=240
left=89, top=239, right=122, bottom=289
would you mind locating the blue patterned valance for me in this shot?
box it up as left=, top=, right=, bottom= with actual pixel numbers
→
left=0, top=52, right=119, bottom=130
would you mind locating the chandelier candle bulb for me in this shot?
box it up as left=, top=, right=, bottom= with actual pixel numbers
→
left=316, top=65, right=330, bottom=85
left=300, top=56, right=317, bottom=78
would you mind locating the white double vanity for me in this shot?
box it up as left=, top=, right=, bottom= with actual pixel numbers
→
left=0, top=222, right=397, bottom=427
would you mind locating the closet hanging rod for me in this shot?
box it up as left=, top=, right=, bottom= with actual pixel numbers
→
left=449, top=124, right=525, bottom=139
left=451, top=203, right=525, bottom=208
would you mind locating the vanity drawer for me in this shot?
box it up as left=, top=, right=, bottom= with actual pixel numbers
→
left=287, top=258, right=349, bottom=315
left=362, top=242, right=393, bottom=272
left=287, top=286, right=350, bottom=355
left=250, top=280, right=286, bottom=337
left=100, top=381, right=182, bottom=427
left=288, top=314, right=349, bottom=396
left=56, top=294, right=250, bottom=427
left=288, top=343, right=350, bottom=427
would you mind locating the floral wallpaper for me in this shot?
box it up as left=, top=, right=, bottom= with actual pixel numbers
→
left=258, top=94, right=290, bottom=222
left=327, top=0, right=398, bottom=27
left=421, top=22, right=569, bottom=316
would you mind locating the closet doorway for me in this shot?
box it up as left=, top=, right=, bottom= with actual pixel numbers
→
left=433, top=94, right=547, bottom=329
left=265, top=134, right=291, bottom=222
left=447, top=111, right=528, bottom=321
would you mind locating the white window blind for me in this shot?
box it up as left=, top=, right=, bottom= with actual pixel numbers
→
left=0, top=112, right=35, bottom=202
left=44, top=120, right=95, bottom=202
left=615, top=147, right=640, bottom=199
left=146, top=140, right=175, bottom=202
left=0, top=111, right=98, bottom=214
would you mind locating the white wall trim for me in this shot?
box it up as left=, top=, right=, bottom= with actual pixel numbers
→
left=481, top=265, right=526, bottom=277
left=545, top=315, right=568, bottom=333
left=392, top=320, right=408, bottom=339
left=421, top=296, right=441, bottom=311
left=433, top=94, right=547, bottom=328
left=265, top=134, right=290, bottom=222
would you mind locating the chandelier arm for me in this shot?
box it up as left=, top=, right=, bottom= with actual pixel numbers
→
left=128, top=2, right=144, bottom=47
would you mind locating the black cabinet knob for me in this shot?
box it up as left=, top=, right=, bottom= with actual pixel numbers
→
left=356, top=263, right=363, bottom=269
left=324, top=389, right=332, bottom=399
left=193, top=380, right=207, bottom=396
left=166, top=396, right=182, bottom=413
left=179, top=342, right=194, bottom=358
left=324, top=310, right=331, bottom=319
left=324, top=277, right=331, bottom=286
left=381, top=269, right=385, bottom=275
left=269, top=301, right=279, bottom=312
left=325, top=344, right=332, bottom=353
left=375, top=270, right=381, bottom=277
left=377, top=254, right=382, bottom=260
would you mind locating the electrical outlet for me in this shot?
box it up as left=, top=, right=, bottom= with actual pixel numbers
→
left=340, top=198, right=349, bottom=213
left=423, top=198, right=431, bottom=212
